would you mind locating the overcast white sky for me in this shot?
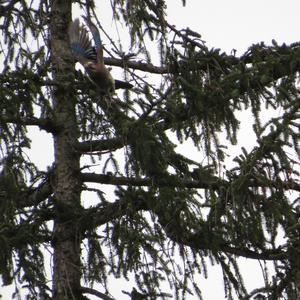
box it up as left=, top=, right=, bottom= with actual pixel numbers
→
left=167, top=0, right=300, bottom=53
left=3, top=0, right=300, bottom=299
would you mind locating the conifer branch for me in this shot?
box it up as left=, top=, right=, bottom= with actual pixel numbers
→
left=81, top=172, right=223, bottom=189
left=1, top=116, right=57, bottom=133
left=16, top=176, right=53, bottom=208
left=80, top=287, right=114, bottom=300
left=76, top=138, right=123, bottom=153
left=81, top=189, right=287, bottom=261
left=81, top=172, right=300, bottom=192
left=104, top=57, right=167, bottom=74
left=161, top=218, right=287, bottom=261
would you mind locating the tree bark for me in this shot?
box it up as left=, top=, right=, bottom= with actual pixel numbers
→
left=50, top=1, right=82, bottom=299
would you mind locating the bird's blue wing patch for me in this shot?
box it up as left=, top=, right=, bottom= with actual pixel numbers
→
left=71, top=42, right=96, bottom=61
left=71, top=42, right=86, bottom=57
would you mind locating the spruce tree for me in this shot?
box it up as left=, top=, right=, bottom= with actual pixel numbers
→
left=0, top=1, right=299, bottom=299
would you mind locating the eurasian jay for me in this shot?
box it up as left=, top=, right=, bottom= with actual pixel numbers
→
left=69, top=17, right=132, bottom=93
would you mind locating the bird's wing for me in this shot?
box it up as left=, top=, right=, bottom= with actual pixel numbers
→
left=82, top=16, right=104, bottom=64
left=69, top=18, right=96, bottom=64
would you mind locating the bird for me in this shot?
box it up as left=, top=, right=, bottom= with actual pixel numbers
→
left=68, top=17, right=132, bottom=94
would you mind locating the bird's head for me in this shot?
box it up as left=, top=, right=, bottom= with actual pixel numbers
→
left=84, top=61, right=98, bottom=73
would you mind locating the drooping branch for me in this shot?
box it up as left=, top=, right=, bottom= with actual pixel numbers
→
left=81, top=172, right=224, bottom=189
left=21, top=180, right=53, bottom=208
left=106, top=40, right=300, bottom=82
left=163, top=218, right=287, bottom=261
left=1, top=116, right=57, bottom=133
left=156, top=53, right=300, bottom=133
left=81, top=172, right=300, bottom=192
left=80, top=190, right=149, bottom=230
left=104, top=57, right=167, bottom=74
left=80, top=189, right=287, bottom=262
left=76, top=137, right=124, bottom=153
left=80, top=286, right=114, bottom=300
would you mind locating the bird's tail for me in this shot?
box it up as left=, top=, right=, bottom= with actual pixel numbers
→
left=114, top=79, right=133, bottom=90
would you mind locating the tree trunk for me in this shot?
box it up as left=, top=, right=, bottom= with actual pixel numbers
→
left=50, top=1, right=82, bottom=299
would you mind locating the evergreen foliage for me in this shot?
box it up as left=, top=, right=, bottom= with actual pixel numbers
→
left=0, top=0, right=299, bottom=299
